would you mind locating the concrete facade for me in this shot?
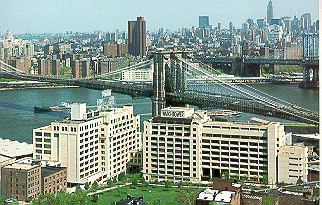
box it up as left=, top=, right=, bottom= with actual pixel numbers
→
left=33, top=103, right=141, bottom=184
left=278, top=146, right=308, bottom=184
left=98, top=105, right=141, bottom=180
left=143, top=106, right=286, bottom=184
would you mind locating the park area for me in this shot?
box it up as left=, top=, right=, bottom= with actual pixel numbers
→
left=96, top=184, right=203, bottom=205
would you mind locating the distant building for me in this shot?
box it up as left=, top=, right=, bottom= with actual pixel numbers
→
left=103, top=44, right=128, bottom=58
left=71, top=59, right=90, bottom=78
left=267, top=0, right=274, bottom=25
left=121, top=68, right=153, bottom=81
left=199, top=16, right=210, bottom=28
left=6, top=57, right=31, bottom=73
left=128, top=16, right=146, bottom=57
left=0, top=29, right=34, bottom=61
left=300, top=13, right=311, bottom=31
left=37, top=58, right=60, bottom=76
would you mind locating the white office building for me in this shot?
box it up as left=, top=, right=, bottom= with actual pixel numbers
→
left=143, top=106, right=297, bottom=184
left=33, top=102, right=141, bottom=184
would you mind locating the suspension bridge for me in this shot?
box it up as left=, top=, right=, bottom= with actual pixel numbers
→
left=0, top=51, right=319, bottom=125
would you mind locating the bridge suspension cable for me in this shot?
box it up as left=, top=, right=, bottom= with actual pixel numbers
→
left=177, top=57, right=319, bottom=124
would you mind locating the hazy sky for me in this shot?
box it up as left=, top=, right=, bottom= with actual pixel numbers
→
left=0, top=0, right=319, bottom=34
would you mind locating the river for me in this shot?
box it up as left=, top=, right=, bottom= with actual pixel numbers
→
left=0, top=84, right=318, bottom=144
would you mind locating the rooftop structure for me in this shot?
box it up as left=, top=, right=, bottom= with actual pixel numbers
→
left=0, top=138, right=33, bottom=159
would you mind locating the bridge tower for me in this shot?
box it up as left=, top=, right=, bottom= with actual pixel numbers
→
left=299, top=33, right=319, bottom=89
left=152, top=50, right=187, bottom=117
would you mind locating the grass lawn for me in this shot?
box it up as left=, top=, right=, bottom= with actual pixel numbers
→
left=96, top=185, right=203, bottom=205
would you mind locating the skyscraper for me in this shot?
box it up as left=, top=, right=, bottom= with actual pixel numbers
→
left=300, top=13, right=311, bottom=31
left=267, top=0, right=274, bottom=25
left=199, top=16, right=209, bottom=28
left=128, top=16, right=146, bottom=57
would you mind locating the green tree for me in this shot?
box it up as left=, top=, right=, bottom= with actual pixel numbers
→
left=107, top=179, right=113, bottom=186
left=153, top=179, right=159, bottom=185
left=0, top=196, right=5, bottom=205
left=296, top=176, right=303, bottom=185
left=91, top=194, right=99, bottom=203
left=221, top=170, right=229, bottom=179
left=262, top=194, right=278, bottom=205
left=113, top=177, right=118, bottom=184
left=74, top=185, right=90, bottom=204
left=118, top=172, right=127, bottom=183
left=262, top=174, right=268, bottom=185
left=178, top=181, right=184, bottom=189
left=84, top=182, right=90, bottom=190
left=175, top=186, right=200, bottom=205
left=91, top=181, right=99, bottom=192
left=165, top=180, right=172, bottom=188
left=131, top=176, right=138, bottom=188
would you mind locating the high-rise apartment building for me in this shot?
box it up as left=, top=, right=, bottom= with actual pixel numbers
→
left=37, top=58, right=60, bottom=76
left=267, top=0, right=274, bottom=25
left=199, top=16, right=210, bottom=28
left=71, top=59, right=90, bottom=78
left=128, top=16, right=146, bottom=57
left=103, top=44, right=128, bottom=58
left=143, top=106, right=294, bottom=185
left=33, top=101, right=142, bottom=184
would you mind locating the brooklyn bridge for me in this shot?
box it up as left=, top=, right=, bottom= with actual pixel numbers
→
left=0, top=50, right=319, bottom=125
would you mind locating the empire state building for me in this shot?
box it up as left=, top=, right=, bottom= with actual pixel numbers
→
left=267, top=0, right=274, bottom=25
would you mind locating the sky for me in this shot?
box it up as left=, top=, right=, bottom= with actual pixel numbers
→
left=0, top=0, right=319, bottom=34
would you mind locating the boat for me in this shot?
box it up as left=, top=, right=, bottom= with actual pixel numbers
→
left=34, top=102, right=71, bottom=113
left=34, top=106, right=52, bottom=112
left=207, top=110, right=242, bottom=117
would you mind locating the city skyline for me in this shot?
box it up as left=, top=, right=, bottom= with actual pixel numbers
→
left=0, top=0, right=319, bottom=34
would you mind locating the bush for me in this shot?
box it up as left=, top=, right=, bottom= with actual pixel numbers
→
left=165, top=180, right=173, bottom=188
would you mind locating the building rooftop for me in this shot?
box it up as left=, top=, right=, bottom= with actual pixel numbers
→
left=197, top=188, right=218, bottom=201
left=215, top=191, right=235, bottom=203
left=0, top=154, right=14, bottom=163
left=3, top=161, right=39, bottom=170
left=0, top=138, right=33, bottom=158
left=42, top=166, right=66, bottom=178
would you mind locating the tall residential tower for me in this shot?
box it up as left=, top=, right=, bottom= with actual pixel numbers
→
left=128, top=16, right=146, bottom=57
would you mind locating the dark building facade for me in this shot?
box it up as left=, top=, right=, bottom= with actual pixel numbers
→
left=128, top=16, right=146, bottom=57
left=103, top=44, right=128, bottom=58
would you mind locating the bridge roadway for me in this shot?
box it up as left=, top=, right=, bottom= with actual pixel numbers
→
left=0, top=72, right=319, bottom=125
left=197, top=57, right=319, bottom=66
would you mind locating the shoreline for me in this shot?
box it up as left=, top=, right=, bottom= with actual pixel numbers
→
left=0, top=85, right=79, bottom=91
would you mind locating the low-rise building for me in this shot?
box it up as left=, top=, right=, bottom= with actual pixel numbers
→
left=42, top=167, right=67, bottom=195
left=1, top=160, right=41, bottom=201
left=0, top=155, right=16, bottom=198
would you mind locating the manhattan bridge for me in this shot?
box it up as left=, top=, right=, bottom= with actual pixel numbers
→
left=0, top=50, right=319, bottom=125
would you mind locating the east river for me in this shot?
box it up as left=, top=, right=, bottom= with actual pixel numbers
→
left=0, top=84, right=319, bottom=144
